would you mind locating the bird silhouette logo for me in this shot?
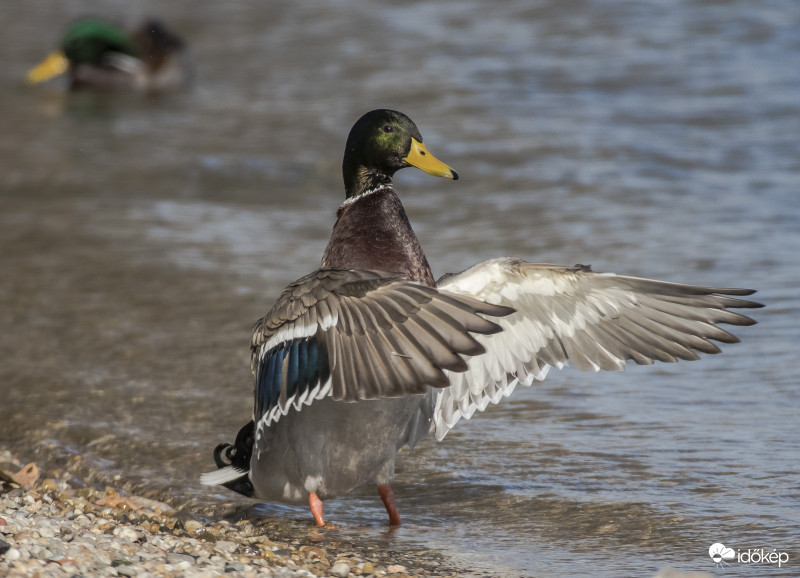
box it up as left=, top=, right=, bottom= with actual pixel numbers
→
left=709, top=543, right=736, bottom=567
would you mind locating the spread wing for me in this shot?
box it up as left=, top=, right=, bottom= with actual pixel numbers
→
left=416, top=258, right=762, bottom=441
left=250, top=268, right=513, bottom=438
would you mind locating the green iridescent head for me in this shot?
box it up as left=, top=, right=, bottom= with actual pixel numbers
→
left=61, top=19, right=139, bottom=66
left=342, top=109, right=458, bottom=199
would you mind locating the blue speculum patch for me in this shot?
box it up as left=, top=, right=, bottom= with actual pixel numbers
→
left=256, top=336, right=330, bottom=422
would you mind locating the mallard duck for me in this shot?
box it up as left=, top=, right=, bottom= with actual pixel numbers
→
left=25, top=17, right=190, bottom=91
left=202, top=109, right=762, bottom=526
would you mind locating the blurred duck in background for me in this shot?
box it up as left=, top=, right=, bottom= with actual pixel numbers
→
left=25, top=18, right=191, bottom=91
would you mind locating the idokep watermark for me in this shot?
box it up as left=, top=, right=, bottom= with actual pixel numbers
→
left=708, top=542, right=789, bottom=569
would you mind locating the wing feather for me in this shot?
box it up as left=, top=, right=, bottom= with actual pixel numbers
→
left=419, top=257, right=762, bottom=440
left=250, top=268, right=510, bottom=438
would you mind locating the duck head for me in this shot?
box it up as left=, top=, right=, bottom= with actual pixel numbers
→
left=26, top=19, right=139, bottom=85
left=342, top=109, right=459, bottom=199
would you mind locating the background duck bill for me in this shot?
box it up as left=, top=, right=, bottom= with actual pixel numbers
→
left=404, top=138, right=459, bottom=180
left=25, top=51, right=69, bottom=84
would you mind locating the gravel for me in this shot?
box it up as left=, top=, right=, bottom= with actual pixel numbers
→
left=0, top=450, right=445, bottom=578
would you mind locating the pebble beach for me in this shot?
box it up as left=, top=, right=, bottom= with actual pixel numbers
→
left=0, top=450, right=461, bottom=578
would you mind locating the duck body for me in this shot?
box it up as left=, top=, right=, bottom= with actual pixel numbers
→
left=251, top=187, right=435, bottom=504
left=250, top=395, right=423, bottom=504
left=26, top=18, right=190, bottom=91
left=203, top=109, right=762, bottom=527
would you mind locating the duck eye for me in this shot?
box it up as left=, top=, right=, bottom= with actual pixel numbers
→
left=383, top=125, right=393, bottom=133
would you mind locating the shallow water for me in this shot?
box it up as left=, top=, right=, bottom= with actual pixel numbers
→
left=1, top=0, right=798, bottom=575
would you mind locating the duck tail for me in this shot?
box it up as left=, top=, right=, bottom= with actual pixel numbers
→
left=200, top=421, right=255, bottom=497
left=200, top=466, right=247, bottom=486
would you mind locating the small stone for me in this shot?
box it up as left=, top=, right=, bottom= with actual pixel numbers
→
left=167, top=552, right=195, bottom=565
left=113, top=526, right=143, bottom=542
left=331, top=561, right=351, bottom=577
left=183, top=520, right=203, bottom=534
left=0, top=539, right=10, bottom=555
left=40, top=479, right=59, bottom=491
left=5, top=547, right=21, bottom=561
left=360, top=561, right=374, bottom=575
left=95, top=551, right=113, bottom=566
left=129, top=496, right=175, bottom=514
left=195, top=529, right=217, bottom=543
left=12, top=463, right=41, bottom=488
left=32, top=546, right=54, bottom=559
left=116, top=564, right=138, bottom=577
left=215, top=540, right=238, bottom=554
left=387, top=564, right=407, bottom=574
left=300, top=545, right=326, bottom=560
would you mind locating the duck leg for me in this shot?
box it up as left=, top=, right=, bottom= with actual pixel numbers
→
left=378, top=484, right=402, bottom=526
left=309, top=492, right=326, bottom=526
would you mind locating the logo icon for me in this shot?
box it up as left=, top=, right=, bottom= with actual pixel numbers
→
left=708, top=543, right=736, bottom=567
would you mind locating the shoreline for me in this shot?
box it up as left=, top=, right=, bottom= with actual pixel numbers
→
left=0, top=450, right=462, bottom=578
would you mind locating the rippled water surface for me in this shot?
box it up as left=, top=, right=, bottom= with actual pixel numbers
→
left=1, top=1, right=798, bottom=575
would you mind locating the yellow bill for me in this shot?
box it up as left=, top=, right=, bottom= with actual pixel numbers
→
left=404, top=138, right=459, bottom=180
left=25, top=51, right=69, bottom=85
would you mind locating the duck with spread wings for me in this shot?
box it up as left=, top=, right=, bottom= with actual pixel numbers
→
left=202, top=109, right=762, bottom=527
